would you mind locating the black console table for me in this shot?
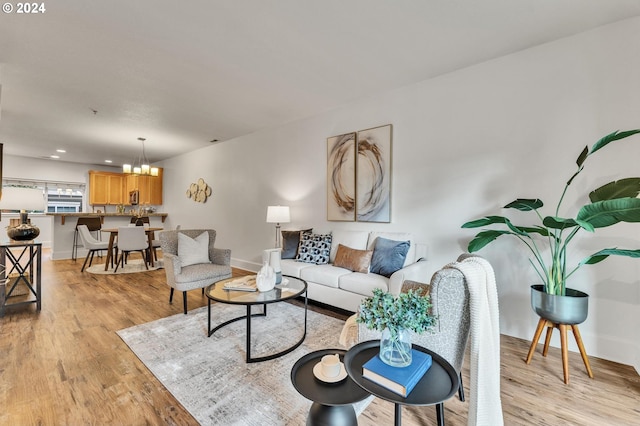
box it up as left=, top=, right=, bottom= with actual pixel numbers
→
left=0, top=241, right=42, bottom=317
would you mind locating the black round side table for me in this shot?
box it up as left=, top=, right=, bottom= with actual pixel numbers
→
left=344, top=340, right=459, bottom=426
left=291, top=348, right=371, bottom=426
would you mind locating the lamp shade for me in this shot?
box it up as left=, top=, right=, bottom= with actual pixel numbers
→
left=0, top=187, right=45, bottom=241
left=266, top=205, right=290, bottom=224
left=0, top=187, right=45, bottom=211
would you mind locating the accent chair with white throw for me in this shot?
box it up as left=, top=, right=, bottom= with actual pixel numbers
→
left=159, top=229, right=232, bottom=314
left=340, top=254, right=503, bottom=426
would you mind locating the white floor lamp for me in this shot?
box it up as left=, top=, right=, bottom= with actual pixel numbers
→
left=266, top=205, right=290, bottom=248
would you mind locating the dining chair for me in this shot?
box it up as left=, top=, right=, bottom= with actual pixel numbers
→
left=131, top=216, right=161, bottom=261
left=77, top=224, right=111, bottom=272
left=73, top=217, right=102, bottom=261
left=114, top=226, right=149, bottom=272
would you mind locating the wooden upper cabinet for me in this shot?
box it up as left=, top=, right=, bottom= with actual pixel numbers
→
left=147, top=168, right=163, bottom=205
left=89, top=171, right=125, bottom=205
left=90, top=169, right=162, bottom=206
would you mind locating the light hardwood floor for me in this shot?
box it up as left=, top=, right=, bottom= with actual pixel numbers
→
left=1, top=250, right=638, bottom=425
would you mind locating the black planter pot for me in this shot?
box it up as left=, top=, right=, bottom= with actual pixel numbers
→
left=530, top=284, right=589, bottom=324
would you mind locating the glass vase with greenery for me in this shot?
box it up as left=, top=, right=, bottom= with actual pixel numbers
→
left=357, top=288, right=435, bottom=366
left=462, top=129, right=640, bottom=296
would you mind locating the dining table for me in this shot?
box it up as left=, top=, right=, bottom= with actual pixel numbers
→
left=101, top=227, right=164, bottom=271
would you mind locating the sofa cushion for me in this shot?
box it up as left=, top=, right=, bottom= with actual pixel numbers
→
left=367, top=232, right=415, bottom=266
left=369, top=237, right=410, bottom=278
left=329, top=230, right=369, bottom=263
left=178, top=231, right=211, bottom=267
left=300, top=264, right=351, bottom=288
left=296, top=233, right=332, bottom=264
left=281, top=229, right=312, bottom=259
left=333, top=244, right=373, bottom=273
left=281, top=258, right=314, bottom=277
left=175, top=263, right=229, bottom=283
left=338, top=272, right=389, bottom=297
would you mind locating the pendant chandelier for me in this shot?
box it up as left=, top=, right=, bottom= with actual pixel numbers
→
left=123, top=137, right=159, bottom=176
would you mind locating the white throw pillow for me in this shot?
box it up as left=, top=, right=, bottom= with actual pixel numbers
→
left=178, top=231, right=211, bottom=267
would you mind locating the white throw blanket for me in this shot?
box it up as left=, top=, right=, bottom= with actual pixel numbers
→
left=446, top=256, right=504, bottom=426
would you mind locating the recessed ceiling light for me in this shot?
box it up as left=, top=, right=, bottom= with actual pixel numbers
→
left=50, top=155, right=60, bottom=159
left=56, top=149, right=66, bottom=153
left=105, top=160, right=112, bottom=163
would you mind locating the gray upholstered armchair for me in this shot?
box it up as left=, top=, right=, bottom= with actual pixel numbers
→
left=343, top=257, right=471, bottom=401
left=159, top=229, right=232, bottom=314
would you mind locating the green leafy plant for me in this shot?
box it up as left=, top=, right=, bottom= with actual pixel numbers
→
left=462, top=129, right=640, bottom=296
left=357, top=288, right=435, bottom=337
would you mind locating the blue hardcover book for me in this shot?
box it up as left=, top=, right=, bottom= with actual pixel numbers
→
left=362, top=350, right=432, bottom=397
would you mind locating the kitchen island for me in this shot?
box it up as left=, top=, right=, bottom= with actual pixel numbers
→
left=47, top=212, right=168, bottom=260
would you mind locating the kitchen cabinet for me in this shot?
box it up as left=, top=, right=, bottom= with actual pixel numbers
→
left=89, top=171, right=125, bottom=205
left=125, top=168, right=163, bottom=205
left=90, top=169, right=163, bottom=206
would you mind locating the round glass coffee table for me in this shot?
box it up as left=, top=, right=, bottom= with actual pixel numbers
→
left=205, top=275, right=307, bottom=363
left=344, top=340, right=459, bottom=426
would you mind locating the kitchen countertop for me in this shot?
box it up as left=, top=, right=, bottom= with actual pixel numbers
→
left=47, top=212, right=168, bottom=225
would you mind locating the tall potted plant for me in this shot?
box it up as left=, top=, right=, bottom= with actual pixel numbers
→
left=461, top=129, right=640, bottom=323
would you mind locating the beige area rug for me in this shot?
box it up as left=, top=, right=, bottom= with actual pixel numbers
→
left=85, top=258, right=163, bottom=274
left=117, top=302, right=370, bottom=425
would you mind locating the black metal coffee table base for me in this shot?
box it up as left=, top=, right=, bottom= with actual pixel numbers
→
left=207, top=290, right=308, bottom=363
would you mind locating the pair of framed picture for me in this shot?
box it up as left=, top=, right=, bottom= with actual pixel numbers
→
left=327, top=124, right=392, bottom=223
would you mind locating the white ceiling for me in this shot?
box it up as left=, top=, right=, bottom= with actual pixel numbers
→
left=1, top=0, right=640, bottom=167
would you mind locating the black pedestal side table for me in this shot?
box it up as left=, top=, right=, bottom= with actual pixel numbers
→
left=344, top=340, right=459, bottom=426
left=0, top=241, right=43, bottom=317
left=291, top=348, right=371, bottom=426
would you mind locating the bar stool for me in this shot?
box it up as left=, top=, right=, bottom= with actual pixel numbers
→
left=72, top=217, right=102, bottom=261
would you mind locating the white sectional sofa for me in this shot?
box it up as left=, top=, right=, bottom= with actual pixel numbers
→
left=280, top=230, right=431, bottom=312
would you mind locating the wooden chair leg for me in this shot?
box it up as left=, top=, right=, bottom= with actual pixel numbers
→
left=81, top=251, right=92, bottom=272
left=182, top=291, right=188, bottom=315
left=140, top=250, right=149, bottom=270
left=114, top=252, right=124, bottom=272
left=559, top=324, right=570, bottom=384
left=571, top=325, right=594, bottom=378
left=169, top=288, right=174, bottom=303
left=526, top=317, right=547, bottom=364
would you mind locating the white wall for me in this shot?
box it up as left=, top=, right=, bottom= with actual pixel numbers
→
left=158, top=17, right=640, bottom=371
left=2, top=155, right=122, bottom=211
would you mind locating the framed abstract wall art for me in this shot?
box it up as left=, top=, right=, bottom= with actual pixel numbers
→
left=327, top=132, right=356, bottom=221
left=356, top=124, right=392, bottom=222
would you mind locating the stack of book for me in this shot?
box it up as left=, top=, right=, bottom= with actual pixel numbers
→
left=362, top=349, right=432, bottom=397
left=223, top=276, right=257, bottom=292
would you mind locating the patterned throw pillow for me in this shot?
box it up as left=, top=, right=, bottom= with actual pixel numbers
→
left=295, top=233, right=332, bottom=264
left=281, top=229, right=313, bottom=259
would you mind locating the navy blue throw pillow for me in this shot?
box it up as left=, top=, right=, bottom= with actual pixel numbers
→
left=281, top=229, right=312, bottom=259
left=370, top=237, right=410, bottom=278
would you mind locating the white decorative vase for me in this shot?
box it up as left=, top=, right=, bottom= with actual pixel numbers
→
left=263, top=248, right=282, bottom=284
left=256, top=261, right=276, bottom=292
